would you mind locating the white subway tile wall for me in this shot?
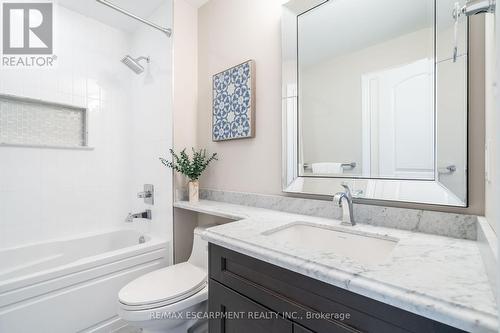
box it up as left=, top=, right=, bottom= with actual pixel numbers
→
left=0, top=3, right=173, bottom=248
left=0, top=96, right=86, bottom=147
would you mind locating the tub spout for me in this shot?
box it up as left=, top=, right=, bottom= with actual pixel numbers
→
left=125, top=210, right=152, bottom=223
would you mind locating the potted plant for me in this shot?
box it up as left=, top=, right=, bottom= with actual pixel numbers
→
left=160, top=148, right=218, bottom=203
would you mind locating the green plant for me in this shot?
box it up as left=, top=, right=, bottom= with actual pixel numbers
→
left=160, top=148, right=218, bottom=182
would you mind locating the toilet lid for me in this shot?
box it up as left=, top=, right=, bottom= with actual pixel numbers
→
left=119, top=262, right=207, bottom=308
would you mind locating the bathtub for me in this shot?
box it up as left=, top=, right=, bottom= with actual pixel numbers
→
left=0, top=229, right=169, bottom=333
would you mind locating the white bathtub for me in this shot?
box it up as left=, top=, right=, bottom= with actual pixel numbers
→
left=0, top=229, right=169, bottom=333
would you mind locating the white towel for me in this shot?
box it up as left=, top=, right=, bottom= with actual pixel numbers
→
left=311, top=162, right=343, bottom=174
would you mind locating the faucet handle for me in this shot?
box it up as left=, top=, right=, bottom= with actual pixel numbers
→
left=137, top=191, right=152, bottom=198
left=138, top=184, right=154, bottom=205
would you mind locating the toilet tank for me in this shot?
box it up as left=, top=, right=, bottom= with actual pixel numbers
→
left=187, top=225, right=211, bottom=271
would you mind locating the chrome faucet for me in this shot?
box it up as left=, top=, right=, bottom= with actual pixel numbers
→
left=125, top=209, right=152, bottom=223
left=333, top=184, right=355, bottom=226
left=137, top=184, right=154, bottom=205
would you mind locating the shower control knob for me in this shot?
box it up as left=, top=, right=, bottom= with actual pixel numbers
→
left=137, top=184, right=154, bottom=205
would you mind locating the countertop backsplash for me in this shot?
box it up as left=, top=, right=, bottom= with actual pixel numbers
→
left=196, top=189, right=477, bottom=240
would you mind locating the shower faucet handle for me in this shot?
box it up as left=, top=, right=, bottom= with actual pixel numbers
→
left=137, top=184, right=154, bottom=205
left=137, top=191, right=152, bottom=198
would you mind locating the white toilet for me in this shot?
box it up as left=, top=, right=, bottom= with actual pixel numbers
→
left=118, top=226, right=209, bottom=333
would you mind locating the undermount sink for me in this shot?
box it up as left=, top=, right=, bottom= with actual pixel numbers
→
left=263, top=223, right=398, bottom=265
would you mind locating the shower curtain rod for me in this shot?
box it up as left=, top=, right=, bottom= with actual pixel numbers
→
left=96, top=0, right=172, bottom=37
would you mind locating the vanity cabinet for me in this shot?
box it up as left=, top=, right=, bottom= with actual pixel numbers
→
left=208, top=244, right=466, bottom=333
left=210, top=280, right=293, bottom=333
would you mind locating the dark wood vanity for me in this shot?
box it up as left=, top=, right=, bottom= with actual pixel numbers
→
left=208, top=244, right=467, bottom=333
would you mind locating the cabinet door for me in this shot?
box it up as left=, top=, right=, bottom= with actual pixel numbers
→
left=209, top=244, right=466, bottom=333
left=209, top=280, right=292, bottom=333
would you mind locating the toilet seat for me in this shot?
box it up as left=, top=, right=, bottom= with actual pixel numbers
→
left=117, top=286, right=208, bottom=327
left=119, top=262, right=207, bottom=311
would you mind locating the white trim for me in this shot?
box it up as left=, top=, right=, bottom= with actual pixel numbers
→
left=361, top=75, right=373, bottom=177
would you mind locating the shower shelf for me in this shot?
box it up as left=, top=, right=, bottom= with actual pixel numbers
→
left=0, top=143, right=94, bottom=150
left=0, top=94, right=90, bottom=149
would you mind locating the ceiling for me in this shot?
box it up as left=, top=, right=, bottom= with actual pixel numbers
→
left=298, top=0, right=433, bottom=66
left=58, top=0, right=168, bottom=33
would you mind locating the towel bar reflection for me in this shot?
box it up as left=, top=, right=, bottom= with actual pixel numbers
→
left=438, top=165, right=457, bottom=174
left=303, top=162, right=357, bottom=171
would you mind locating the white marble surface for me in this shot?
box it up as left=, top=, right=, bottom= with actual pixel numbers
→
left=199, top=189, right=478, bottom=240
left=477, top=217, right=498, bottom=300
left=174, top=199, right=498, bottom=333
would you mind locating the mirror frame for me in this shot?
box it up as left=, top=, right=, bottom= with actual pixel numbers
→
left=281, top=0, right=468, bottom=207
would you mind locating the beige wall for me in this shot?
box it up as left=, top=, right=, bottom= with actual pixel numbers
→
left=196, top=0, right=283, bottom=195
left=173, top=0, right=198, bottom=150
left=172, top=0, right=199, bottom=262
left=174, top=0, right=486, bottom=215
left=173, top=0, right=199, bottom=196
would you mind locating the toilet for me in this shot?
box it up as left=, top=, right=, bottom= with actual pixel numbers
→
left=118, top=226, right=209, bottom=333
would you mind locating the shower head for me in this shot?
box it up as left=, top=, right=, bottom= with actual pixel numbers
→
left=121, top=55, right=150, bottom=74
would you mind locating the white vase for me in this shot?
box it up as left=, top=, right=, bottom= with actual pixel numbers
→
left=188, top=180, right=199, bottom=203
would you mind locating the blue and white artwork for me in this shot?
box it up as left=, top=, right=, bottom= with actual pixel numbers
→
left=212, top=60, right=255, bottom=141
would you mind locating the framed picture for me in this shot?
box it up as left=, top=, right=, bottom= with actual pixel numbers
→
left=212, top=60, right=255, bottom=141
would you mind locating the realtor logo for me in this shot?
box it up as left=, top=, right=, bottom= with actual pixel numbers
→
left=2, top=2, right=53, bottom=54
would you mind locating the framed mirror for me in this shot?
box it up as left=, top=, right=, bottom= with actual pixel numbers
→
left=282, top=0, right=468, bottom=206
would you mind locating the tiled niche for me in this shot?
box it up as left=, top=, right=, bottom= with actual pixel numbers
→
left=0, top=94, right=87, bottom=148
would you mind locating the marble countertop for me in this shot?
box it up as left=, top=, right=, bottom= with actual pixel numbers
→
left=174, top=200, right=498, bottom=333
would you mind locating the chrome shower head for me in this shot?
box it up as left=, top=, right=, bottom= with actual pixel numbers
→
left=121, top=55, right=150, bottom=74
